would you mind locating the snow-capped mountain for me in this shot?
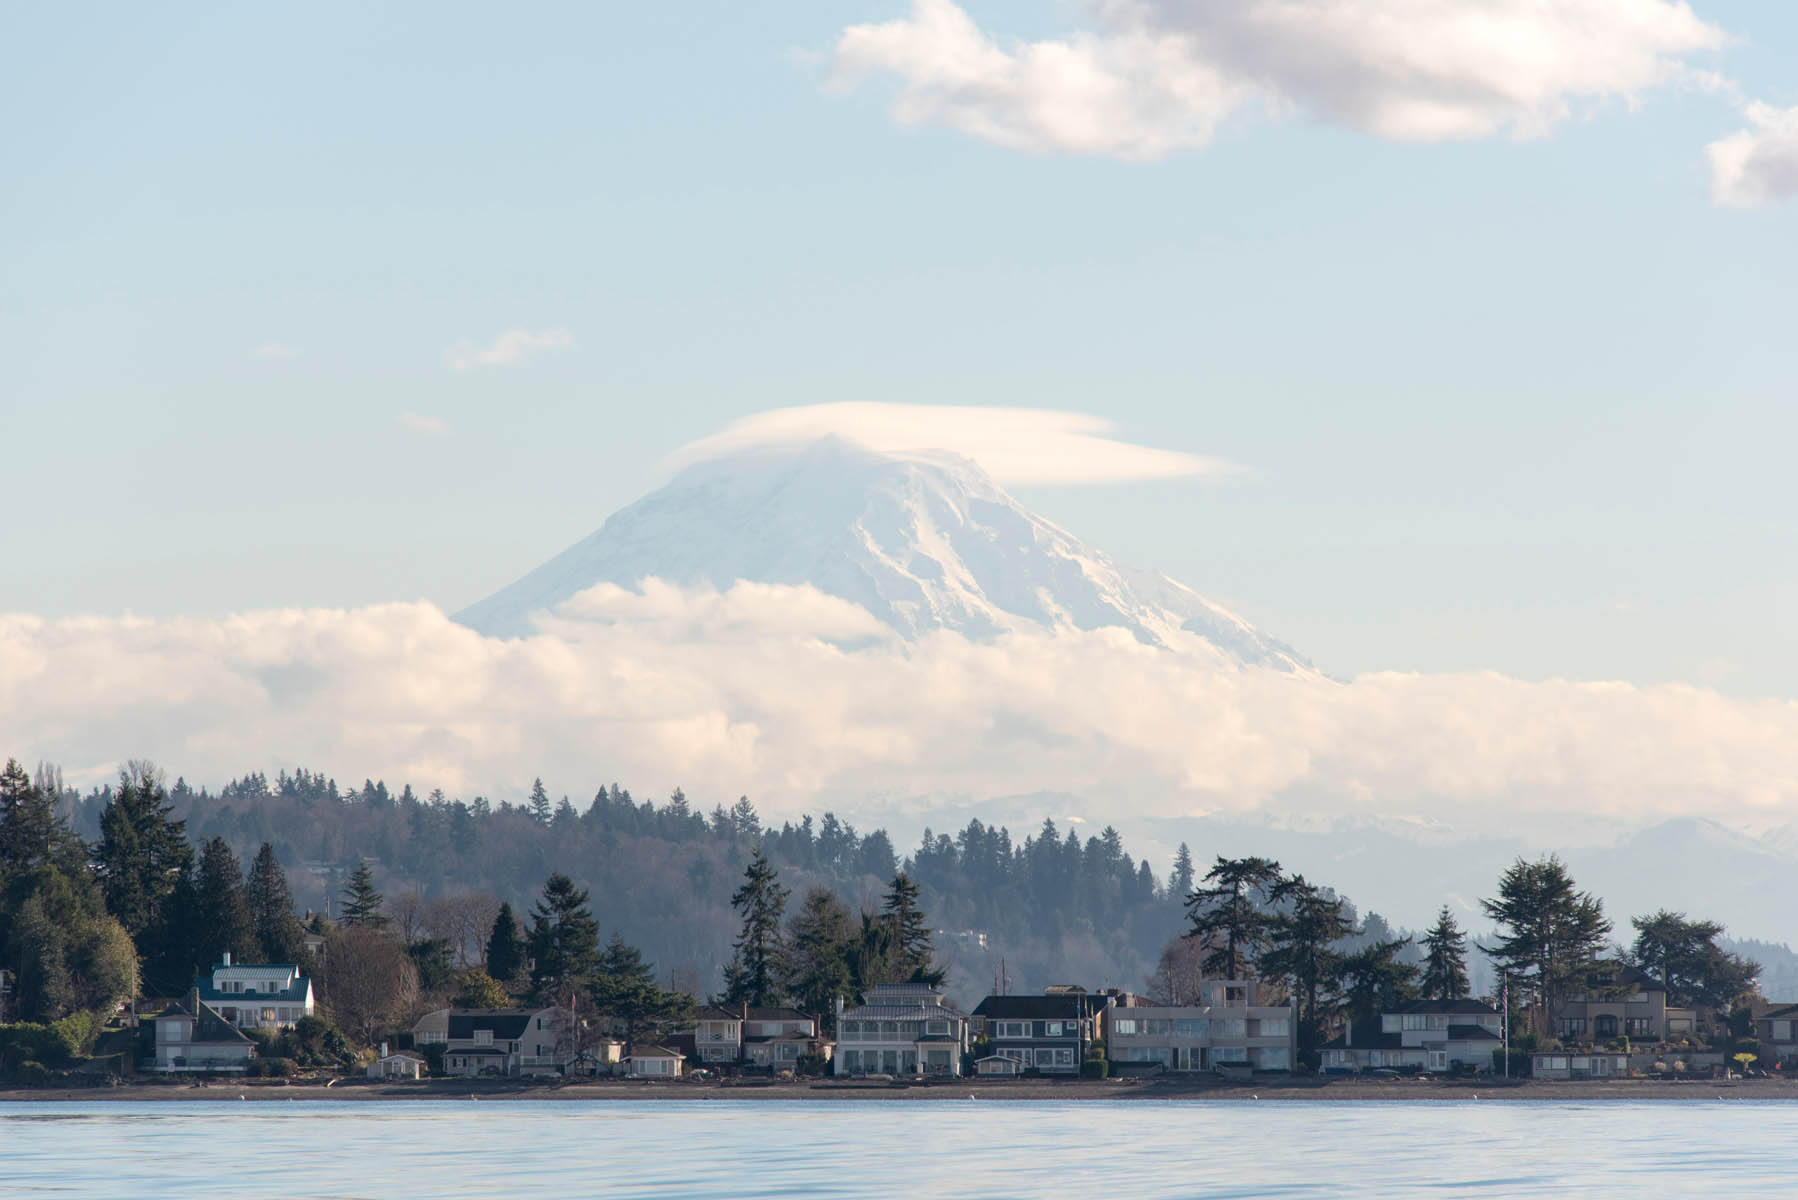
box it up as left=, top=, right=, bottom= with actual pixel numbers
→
left=456, top=435, right=1310, bottom=671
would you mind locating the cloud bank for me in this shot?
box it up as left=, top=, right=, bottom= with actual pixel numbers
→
left=447, top=328, right=574, bottom=371
left=1708, top=103, right=1798, bottom=207
left=829, top=0, right=1729, bottom=158
left=664, top=402, right=1238, bottom=486
left=6, top=583, right=1796, bottom=838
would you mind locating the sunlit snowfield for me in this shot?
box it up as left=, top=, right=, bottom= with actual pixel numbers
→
left=3, top=1099, right=1791, bottom=1198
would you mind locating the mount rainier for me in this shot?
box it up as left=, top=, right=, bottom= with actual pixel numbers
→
left=456, top=435, right=1309, bottom=672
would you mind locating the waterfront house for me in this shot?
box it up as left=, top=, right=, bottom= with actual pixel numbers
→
left=1553, top=964, right=1697, bottom=1043
left=971, top=991, right=1097, bottom=1074
left=195, top=951, right=315, bottom=1031
left=1751, top=1001, right=1798, bottom=1067
left=1531, top=1050, right=1630, bottom=1080
left=834, top=983, right=969, bottom=1077
left=690, top=1004, right=829, bottom=1070
left=149, top=989, right=255, bottom=1073
left=415, top=1007, right=568, bottom=1077
left=1104, top=980, right=1295, bottom=1073
left=1318, top=999, right=1502, bottom=1074
left=974, top=1054, right=1022, bottom=1077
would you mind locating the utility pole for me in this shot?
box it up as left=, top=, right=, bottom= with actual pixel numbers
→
left=1502, top=975, right=1510, bottom=1081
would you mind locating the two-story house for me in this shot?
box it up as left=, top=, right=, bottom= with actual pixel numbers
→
left=691, top=1005, right=828, bottom=1070
left=1752, top=1001, right=1798, bottom=1067
left=971, top=991, right=1098, bottom=1075
left=415, top=1007, right=570, bottom=1077
left=833, top=984, right=969, bottom=1077
left=1318, top=998, right=1503, bottom=1074
left=1105, top=979, right=1295, bottom=1073
left=149, top=988, right=256, bottom=1073
left=1553, top=964, right=1697, bottom=1044
left=195, top=951, right=315, bottom=1031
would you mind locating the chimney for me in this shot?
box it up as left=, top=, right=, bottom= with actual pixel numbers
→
left=222, top=950, right=232, bottom=967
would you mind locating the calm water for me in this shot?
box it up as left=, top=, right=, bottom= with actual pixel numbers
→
left=1, top=1099, right=1792, bottom=1197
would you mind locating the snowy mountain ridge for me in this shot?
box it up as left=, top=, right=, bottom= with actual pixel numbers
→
left=456, top=435, right=1310, bottom=672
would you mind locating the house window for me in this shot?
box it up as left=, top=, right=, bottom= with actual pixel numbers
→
left=1402, top=1014, right=1428, bottom=1031
left=995, top=1021, right=1030, bottom=1039
left=1214, top=1019, right=1246, bottom=1039
left=1113, top=1019, right=1137, bottom=1036
left=474, top=1030, right=493, bottom=1045
left=1559, top=1018, right=1586, bottom=1037
left=1259, top=1047, right=1291, bottom=1070
left=1258, top=1018, right=1290, bottom=1038
left=1173, top=1019, right=1208, bottom=1038
left=1212, top=1046, right=1248, bottom=1064
left=1043, top=1021, right=1064, bottom=1037
left=1773, top=1021, right=1793, bottom=1042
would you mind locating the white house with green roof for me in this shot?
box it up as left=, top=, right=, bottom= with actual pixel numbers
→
left=196, top=951, right=315, bottom=1031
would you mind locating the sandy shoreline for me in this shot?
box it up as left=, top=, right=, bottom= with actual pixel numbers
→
left=5, top=1076, right=1796, bottom=1103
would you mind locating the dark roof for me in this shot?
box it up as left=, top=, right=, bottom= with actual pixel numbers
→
left=447, top=1046, right=510, bottom=1057
left=1760, top=1003, right=1798, bottom=1020
left=156, top=993, right=254, bottom=1045
left=629, top=1043, right=681, bottom=1058
left=663, top=1034, right=698, bottom=1058
left=1578, top=963, right=1662, bottom=993
left=447, top=1010, right=539, bottom=1040
left=1391, top=999, right=1500, bottom=1017
left=1446, top=1024, right=1502, bottom=1042
left=973, top=995, right=1087, bottom=1020
left=694, top=1006, right=740, bottom=1021
left=1318, top=1022, right=1401, bottom=1052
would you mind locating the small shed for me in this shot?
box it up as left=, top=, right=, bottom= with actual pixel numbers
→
left=368, top=1050, right=426, bottom=1080
left=975, top=1055, right=1021, bottom=1077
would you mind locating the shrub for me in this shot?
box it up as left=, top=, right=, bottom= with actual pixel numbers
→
left=16, top=1061, right=52, bottom=1087
left=1080, top=1058, right=1109, bottom=1079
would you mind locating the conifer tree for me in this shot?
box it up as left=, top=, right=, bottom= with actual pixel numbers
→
left=528, top=779, right=552, bottom=825
left=1420, top=906, right=1471, bottom=1001
left=785, top=886, right=854, bottom=1028
left=340, top=859, right=388, bottom=928
left=1260, top=876, right=1354, bottom=1060
left=1480, top=856, right=1610, bottom=1036
left=1168, top=843, right=1196, bottom=901
left=881, top=872, right=941, bottom=985
left=485, top=902, right=524, bottom=982
left=1183, top=856, right=1283, bottom=980
left=723, top=848, right=789, bottom=1007
left=527, top=873, right=601, bottom=1004
left=95, top=761, right=191, bottom=941
left=246, top=843, right=309, bottom=965
left=192, top=837, right=255, bottom=967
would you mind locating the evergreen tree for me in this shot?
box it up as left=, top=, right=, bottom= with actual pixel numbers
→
left=192, top=837, right=254, bottom=967
left=485, top=902, right=524, bottom=982
left=245, top=843, right=309, bottom=965
left=723, top=848, right=789, bottom=1007
left=1419, top=906, right=1471, bottom=1001
left=527, top=872, right=601, bottom=1004
left=1628, top=910, right=1758, bottom=1010
left=881, top=872, right=940, bottom=985
left=1184, top=856, right=1284, bottom=980
left=785, top=886, right=854, bottom=1029
left=1336, top=937, right=1418, bottom=1030
left=1259, top=876, right=1353, bottom=1062
left=598, top=931, right=656, bottom=989
left=1, top=757, right=76, bottom=871
left=340, top=859, right=388, bottom=928
left=1167, top=843, right=1196, bottom=902
left=590, top=932, right=691, bottom=1053
left=1480, top=856, right=1611, bottom=1037
left=95, top=762, right=190, bottom=941
left=528, top=778, right=552, bottom=825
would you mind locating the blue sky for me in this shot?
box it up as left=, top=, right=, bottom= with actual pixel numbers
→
left=4, top=0, right=1796, bottom=699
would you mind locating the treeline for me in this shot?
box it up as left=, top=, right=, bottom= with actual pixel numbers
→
left=1177, top=853, right=1762, bottom=1066
left=45, top=764, right=1282, bottom=1000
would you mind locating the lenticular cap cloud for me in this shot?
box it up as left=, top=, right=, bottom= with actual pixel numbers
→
left=661, top=402, right=1239, bottom=486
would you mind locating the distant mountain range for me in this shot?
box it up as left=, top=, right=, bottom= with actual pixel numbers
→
left=457, top=435, right=1310, bottom=671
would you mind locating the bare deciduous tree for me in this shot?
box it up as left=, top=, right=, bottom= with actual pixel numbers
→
left=322, top=926, right=420, bottom=1046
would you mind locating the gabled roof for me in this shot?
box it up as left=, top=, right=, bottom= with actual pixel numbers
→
left=973, top=995, right=1087, bottom=1020
left=156, top=992, right=254, bottom=1045
left=1445, top=1024, right=1502, bottom=1042
left=195, top=976, right=312, bottom=1005
left=446, top=1009, right=543, bottom=1040
left=628, top=1043, right=682, bottom=1058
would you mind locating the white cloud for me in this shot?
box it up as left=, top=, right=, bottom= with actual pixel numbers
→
left=1708, top=102, right=1798, bottom=207
left=252, top=343, right=298, bottom=359
left=399, top=412, right=450, bottom=437
left=663, top=402, right=1238, bottom=486
left=830, top=0, right=1730, bottom=158
left=447, top=328, right=574, bottom=371
left=5, top=584, right=1797, bottom=837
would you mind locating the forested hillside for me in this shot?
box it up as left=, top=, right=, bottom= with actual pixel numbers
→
left=44, top=765, right=1313, bottom=1002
